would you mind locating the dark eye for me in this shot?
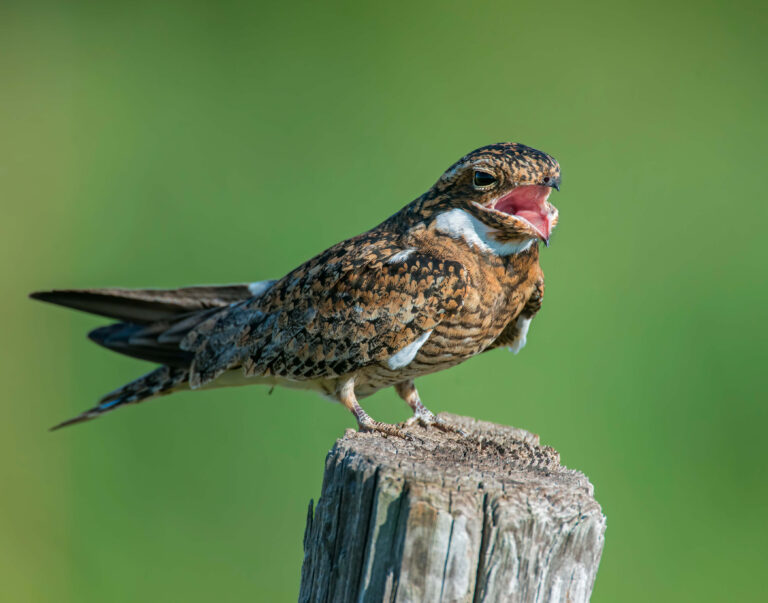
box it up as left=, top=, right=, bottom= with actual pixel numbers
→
left=473, top=170, right=497, bottom=188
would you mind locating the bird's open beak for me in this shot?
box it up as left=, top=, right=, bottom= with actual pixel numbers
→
left=492, top=184, right=558, bottom=244
left=540, top=177, right=560, bottom=244
left=541, top=204, right=558, bottom=246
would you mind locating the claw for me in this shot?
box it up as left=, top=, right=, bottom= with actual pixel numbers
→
left=340, top=377, right=413, bottom=440
left=407, top=409, right=468, bottom=437
left=395, top=380, right=469, bottom=437
left=358, top=416, right=412, bottom=439
left=431, top=416, right=469, bottom=437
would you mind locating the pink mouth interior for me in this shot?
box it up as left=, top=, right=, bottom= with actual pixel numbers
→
left=492, top=185, right=552, bottom=238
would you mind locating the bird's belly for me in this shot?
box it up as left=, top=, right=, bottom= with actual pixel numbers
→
left=352, top=316, right=507, bottom=398
left=205, top=369, right=337, bottom=397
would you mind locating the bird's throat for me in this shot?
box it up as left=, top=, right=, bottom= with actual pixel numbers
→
left=434, top=208, right=536, bottom=256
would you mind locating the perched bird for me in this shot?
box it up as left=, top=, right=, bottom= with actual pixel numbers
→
left=31, top=142, right=560, bottom=436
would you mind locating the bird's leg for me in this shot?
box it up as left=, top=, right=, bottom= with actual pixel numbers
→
left=338, top=377, right=409, bottom=439
left=395, top=380, right=467, bottom=436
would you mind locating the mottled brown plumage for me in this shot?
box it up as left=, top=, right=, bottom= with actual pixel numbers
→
left=31, top=142, right=561, bottom=435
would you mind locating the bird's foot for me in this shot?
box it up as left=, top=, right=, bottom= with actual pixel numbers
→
left=357, top=413, right=412, bottom=440
left=395, top=381, right=468, bottom=437
left=405, top=409, right=468, bottom=437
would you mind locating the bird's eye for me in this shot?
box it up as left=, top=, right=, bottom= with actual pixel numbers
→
left=473, top=170, right=497, bottom=189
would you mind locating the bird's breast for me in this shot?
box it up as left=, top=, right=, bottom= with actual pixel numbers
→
left=382, top=239, right=539, bottom=380
left=346, top=232, right=543, bottom=397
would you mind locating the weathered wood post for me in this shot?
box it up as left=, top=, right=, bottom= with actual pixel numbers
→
left=299, top=414, right=606, bottom=602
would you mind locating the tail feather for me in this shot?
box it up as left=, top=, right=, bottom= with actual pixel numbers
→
left=50, top=367, right=189, bottom=430
left=31, top=280, right=277, bottom=430
left=87, top=321, right=199, bottom=367
left=29, top=284, right=266, bottom=323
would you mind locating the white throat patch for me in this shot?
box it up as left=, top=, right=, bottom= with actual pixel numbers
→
left=434, top=208, right=535, bottom=256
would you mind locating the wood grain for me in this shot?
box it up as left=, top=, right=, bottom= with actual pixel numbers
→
left=300, top=414, right=605, bottom=602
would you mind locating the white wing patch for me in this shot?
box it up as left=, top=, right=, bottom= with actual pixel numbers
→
left=387, top=248, right=416, bottom=264
left=434, top=208, right=535, bottom=256
left=387, top=330, right=433, bottom=370
left=247, top=280, right=276, bottom=298
left=508, top=317, right=531, bottom=354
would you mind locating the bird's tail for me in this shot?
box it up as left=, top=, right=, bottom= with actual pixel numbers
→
left=50, top=366, right=189, bottom=431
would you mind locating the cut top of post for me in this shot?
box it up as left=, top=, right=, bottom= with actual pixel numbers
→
left=328, top=413, right=592, bottom=497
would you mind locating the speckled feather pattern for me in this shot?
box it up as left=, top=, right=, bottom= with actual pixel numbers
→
left=32, top=142, right=561, bottom=431
left=180, top=143, right=558, bottom=396
left=182, top=239, right=469, bottom=390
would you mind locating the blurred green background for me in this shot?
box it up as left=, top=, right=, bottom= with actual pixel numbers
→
left=2, top=0, right=766, bottom=601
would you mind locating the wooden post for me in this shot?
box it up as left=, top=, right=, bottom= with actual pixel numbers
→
left=299, top=414, right=606, bottom=603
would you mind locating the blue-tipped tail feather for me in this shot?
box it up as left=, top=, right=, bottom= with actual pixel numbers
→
left=50, top=366, right=189, bottom=430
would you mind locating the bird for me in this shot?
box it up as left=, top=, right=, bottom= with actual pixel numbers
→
left=31, top=142, right=561, bottom=436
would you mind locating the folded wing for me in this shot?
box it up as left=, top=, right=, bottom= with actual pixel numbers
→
left=183, top=250, right=468, bottom=387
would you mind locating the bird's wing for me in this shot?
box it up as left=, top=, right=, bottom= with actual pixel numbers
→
left=182, top=245, right=468, bottom=387
left=30, top=281, right=276, bottom=323
left=31, top=281, right=277, bottom=367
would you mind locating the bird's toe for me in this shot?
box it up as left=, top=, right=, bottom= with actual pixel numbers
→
left=409, top=410, right=468, bottom=437
left=359, top=416, right=412, bottom=440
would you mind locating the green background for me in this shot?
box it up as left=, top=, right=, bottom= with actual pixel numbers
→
left=2, top=0, right=766, bottom=601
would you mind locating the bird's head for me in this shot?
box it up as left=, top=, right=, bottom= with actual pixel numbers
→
left=431, top=142, right=560, bottom=246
